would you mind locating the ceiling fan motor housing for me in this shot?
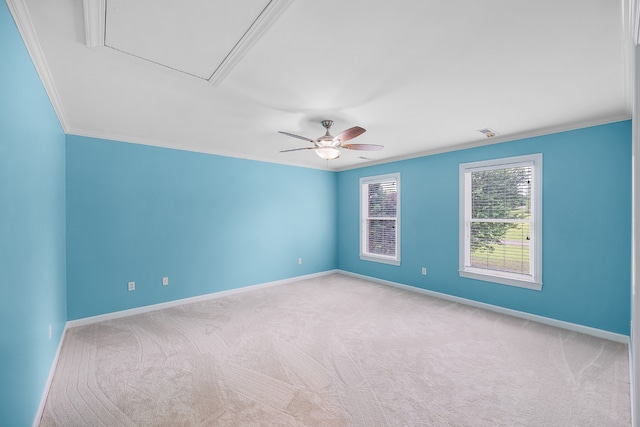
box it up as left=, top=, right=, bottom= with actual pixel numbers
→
left=317, top=135, right=340, bottom=147
left=320, top=120, right=334, bottom=130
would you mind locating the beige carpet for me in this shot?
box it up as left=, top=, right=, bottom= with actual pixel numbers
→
left=40, top=273, right=630, bottom=426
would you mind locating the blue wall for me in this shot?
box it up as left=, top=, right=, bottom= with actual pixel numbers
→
left=0, top=3, right=67, bottom=426
left=338, top=121, right=632, bottom=335
left=66, top=136, right=337, bottom=319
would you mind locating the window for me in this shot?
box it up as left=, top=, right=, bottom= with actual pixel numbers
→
left=360, top=173, right=400, bottom=265
left=459, top=154, right=542, bottom=290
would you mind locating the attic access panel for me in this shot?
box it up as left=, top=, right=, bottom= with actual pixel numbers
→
left=104, top=0, right=275, bottom=82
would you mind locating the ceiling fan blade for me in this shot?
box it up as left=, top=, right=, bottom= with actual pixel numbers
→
left=278, top=131, right=316, bottom=144
left=279, top=147, right=315, bottom=153
left=342, top=143, right=384, bottom=151
left=333, top=126, right=366, bottom=143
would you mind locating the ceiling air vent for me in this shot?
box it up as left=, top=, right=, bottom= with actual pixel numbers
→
left=478, top=128, right=500, bottom=138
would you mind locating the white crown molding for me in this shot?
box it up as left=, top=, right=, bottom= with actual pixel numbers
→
left=336, top=113, right=633, bottom=172
left=208, top=0, right=294, bottom=87
left=83, top=0, right=105, bottom=48
left=65, top=126, right=332, bottom=171
left=6, top=0, right=71, bottom=132
left=67, top=114, right=632, bottom=173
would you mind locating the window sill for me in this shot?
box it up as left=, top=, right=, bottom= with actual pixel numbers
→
left=360, top=254, right=400, bottom=266
left=459, top=270, right=542, bottom=291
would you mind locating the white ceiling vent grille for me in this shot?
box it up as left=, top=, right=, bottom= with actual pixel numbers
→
left=478, top=128, right=500, bottom=138
left=83, top=0, right=293, bottom=86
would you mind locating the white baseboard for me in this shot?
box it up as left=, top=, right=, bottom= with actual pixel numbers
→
left=33, top=324, right=68, bottom=427
left=629, top=338, right=636, bottom=427
left=67, top=270, right=339, bottom=328
left=339, top=270, right=630, bottom=344
left=66, top=268, right=629, bottom=342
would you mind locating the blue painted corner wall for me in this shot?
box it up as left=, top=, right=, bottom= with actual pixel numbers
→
left=337, top=121, right=632, bottom=335
left=65, top=136, right=337, bottom=320
left=0, top=2, right=67, bottom=426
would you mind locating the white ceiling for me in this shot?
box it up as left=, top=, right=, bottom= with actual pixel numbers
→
left=8, top=0, right=633, bottom=171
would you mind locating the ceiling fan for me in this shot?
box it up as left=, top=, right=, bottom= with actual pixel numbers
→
left=278, top=120, right=383, bottom=160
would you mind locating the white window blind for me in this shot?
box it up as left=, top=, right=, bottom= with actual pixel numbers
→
left=360, top=173, right=400, bottom=265
left=460, top=155, right=542, bottom=290
left=470, top=165, right=532, bottom=275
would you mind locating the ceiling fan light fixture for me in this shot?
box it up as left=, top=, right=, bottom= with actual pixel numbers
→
left=279, top=120, right=382, bottom=160
left=315, top=147, right=340, bottom=160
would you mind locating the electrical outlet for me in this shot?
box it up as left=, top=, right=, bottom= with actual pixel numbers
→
left=298, top=258, right=302, bottom=265
left=421, top=267, right=427, bottom=275
left=128, top=281, right=135, bottom=291
left=162, top=277, right=169, bottom=286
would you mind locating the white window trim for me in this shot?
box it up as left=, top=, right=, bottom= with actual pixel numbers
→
left=459, top=154, right=542, bottom=290
left=360, top=173, right=401, bottom=266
